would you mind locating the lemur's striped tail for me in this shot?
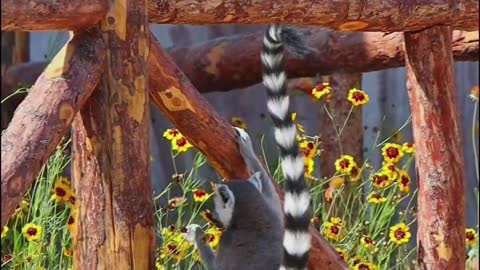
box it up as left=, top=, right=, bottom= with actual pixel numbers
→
left=262, top=25, right=313, bottom=270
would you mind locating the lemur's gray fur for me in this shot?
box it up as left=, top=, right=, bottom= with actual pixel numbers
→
left=185, top=24, right=313, bottom=270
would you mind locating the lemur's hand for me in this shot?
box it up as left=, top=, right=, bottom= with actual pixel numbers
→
left=232, top=127, right=257, bottom=174
left=184, top=224, right=203, bottom=244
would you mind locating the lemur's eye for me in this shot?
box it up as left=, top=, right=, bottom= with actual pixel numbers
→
left=218, top=186, right=230, bottom=204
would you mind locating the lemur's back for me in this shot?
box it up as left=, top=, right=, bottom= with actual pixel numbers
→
left=216, top=180, right=283, bottom=270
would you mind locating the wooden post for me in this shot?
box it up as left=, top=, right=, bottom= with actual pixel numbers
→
left=404, top=26, right=466, bottom=269
left=0, top=29, right=106, bottom=228
left=320, top=73, right=363, bottom=217
left=71, top=0, right=154, bottom=268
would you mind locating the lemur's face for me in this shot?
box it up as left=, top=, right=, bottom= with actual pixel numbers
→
left=212, top=184, right=235, bottom=229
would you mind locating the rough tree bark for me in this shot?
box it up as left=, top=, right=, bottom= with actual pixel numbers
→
left=71, top=0, right=154, bottom=269
left=1, top=31, right=29, bottom=129
left=0, top=29, right=106, bottom=228
left=404, top=26, right=466, bottom=270
left=319, top=73, right=363, bottom=218
left=149, top=0, right=478, bottom=31
left=3, top=0, right=477, bottom=32
left=1, top=0, right=108, bottom=31
left=2, top=30, right=478, bottom=98
left=148, top=31, right=349, bottom=270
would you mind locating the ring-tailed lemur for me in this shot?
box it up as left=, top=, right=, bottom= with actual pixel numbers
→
left=185, top=24, right=313, bottom=270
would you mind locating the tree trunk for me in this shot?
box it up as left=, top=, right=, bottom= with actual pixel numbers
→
left=149, top=0, right=478, bottom=31
left=71, top=0, right=154, bottom=269
left=320, top=73, right=363, bottom=218
left=0, top=29, right=105, bottom=228
left=1, top=0, right=107, bottom=31
left=1, top=31, right=29, bottom=129
left=2, top=30, right=478, bottom=98
left=404, top=25, right=466, bottom=270
left=148, top=32, right=349, bottom=270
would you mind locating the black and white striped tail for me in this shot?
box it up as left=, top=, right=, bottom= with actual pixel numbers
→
left=262, top=25, right=313, bottom=270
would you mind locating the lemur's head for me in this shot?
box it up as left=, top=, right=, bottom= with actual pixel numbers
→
left=212, top=179, right=266, bottom=230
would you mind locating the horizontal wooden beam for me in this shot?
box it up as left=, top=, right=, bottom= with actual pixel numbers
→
left=3, top=30, right=478, bottom=97
left=3, top=0, right=478, bottom=32
left=0, top=29, right=106, bottom=228
left=1, top=0, right=107, bottom=31
left=147, top=31, right=349, bottom=270
left=149, top=0, right=478, bottom=32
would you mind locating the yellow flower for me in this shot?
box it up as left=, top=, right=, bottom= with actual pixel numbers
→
left=347, top=88, right=369, bottom=106
left=52, top=180, right=71, bottom=203
left=63, top=246, right=73, bottom=257
left=22, top=223, right=43, bottom=242
left=304, top=158, right=315, bottom=177
left=67, top=212, right=77, bottom=235
left=367, top=192, right=387, bottom=204
left=330, top=177, right=345, bottom=189
left=66, top=191, right=78, bottom=210
left=389, top=223, right=411, bottom=245
left=466, top=228, right=478, bottom=246
left=381, top=143, right=404, bottom=163
left=192, top=189, right=211, bottom=203
left=324, top=217, right=346, bottom=241
left=382, top=162, right=399, bottom=180
left=299, top=141, right=317, bottom=159
left=1, top=226, right=8, bottom=238
left=402, top=142, right=415, bottom=154
left=312, top=82, right=331, bottom=100
left=200, top=210, right=216, bottom=226
left=160, top=231, right=193, bottom=261
left=335, top=155, right=357, bottom=174
left=390, top=128, right=403, bottom=143
left=291, top=113, right=297, bottom=121
left=371, top=171, right=392, bottom=189
left=470, top=86, right=479, bottom=101
left=353, top=262, right=377, bottom=270
left=204, top=227, right=223, bottom=249
left=335, top=247, right=348, bottom=261
left=163, top=128, right=181, bottom=141
left=360, top=236, right=375, bottom=249
left=349, top=256, right=367, bottom=267
left=348, top=165, right=361, bottom=182
left=398, top=170, right=411, bottom=193
left=231, top=117, right=247, bottom=129
left=58, top=176, right=71, bottom=187
left=14, top=198, right=30, bottom=219
left=172, top=136, right=193, bottom=153
left=167, top=197, right=186, bottom=209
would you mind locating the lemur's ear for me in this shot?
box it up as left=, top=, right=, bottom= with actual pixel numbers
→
left=248, top=172, right=263, bottom=192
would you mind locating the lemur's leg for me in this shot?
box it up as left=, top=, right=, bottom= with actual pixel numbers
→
left=184, top=224, right=217, bottom=270
left=232, top=126, right=283, bottom=220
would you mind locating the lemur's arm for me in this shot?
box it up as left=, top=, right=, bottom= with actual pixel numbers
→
left=232, top=127, right=283, bottom=219
left=184, top=224, right=217, bottom=270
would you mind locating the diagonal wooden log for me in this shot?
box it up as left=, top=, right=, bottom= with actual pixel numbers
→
left=147, top=31, right=349, bottom=270
left=405, top=26, right=466, bottom=269
left=3, top=0, right=478, bottom=32
left=149, top=0, right=478, bottom=31
left=3, top=30, right=478, bottom=99
left=71, top=0, right=154, bottom=268
left=1, top=0, right=108, bottom=31
left=0, top=28, right=106, bottom=228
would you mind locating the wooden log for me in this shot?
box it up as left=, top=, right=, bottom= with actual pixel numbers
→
left=404, top=25, right=466, bottom=269
left=0, top=28, right=106, bottom=228
left=1, top=0, right=107, bottom=31
left=71, top=0, right=154, bottom=269
left=1, top=31, right=29, bottom=129
left=2, top=30, right=478, bottom=98
left=148, top=31, right=349, bottom=270
left=149, top=0, right=478, bottom=31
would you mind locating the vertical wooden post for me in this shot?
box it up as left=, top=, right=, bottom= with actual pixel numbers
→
left=320, top=73, right=363, bottom=217
left=71, top=0, right=154, bottom=268
left=404, top=26, right=466, bottom=270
